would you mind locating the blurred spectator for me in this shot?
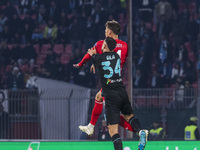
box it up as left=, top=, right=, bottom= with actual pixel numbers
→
left=0, top=40, right=11, bottom=65
left=149, top=121, right=165, bottom=140
left=37, top=4, right=47, bottom=25
left=83, top=15, right=96, bottom=50
left=138, top=0, right=154, bottom=22
left=4, top=1, right=17, bottom=20
left=43, top=19, right=57, bottom=44
left=18, top=42, right=37, bottom=67
left=184, top=81, right=195, bottom=108
left=79, top=0, right=93, bottom=17
left=11, top=42, right=21, bottom=63
left=185, top=15, right=199, bottom=42
left=197, top=49, right=200, bottom=73
left=182, top=60, right=196, bottom=83
left=58, top=11, right=70, bottom=27
left=158, top=35, right=172, bottom=64
left=104, top=0, right=119, bottom=19
left=44, top=48, right=57, bottom=73
left=158, top=61, right=172, bottom=87
left=0, top=11, right=8, bottom=33
left=69, top=17, right=82, bottom=53
left=156, top=14, right=171, bottom=38
left=51, top=56, right=65, bottom=80
left=150, top=70, right=163, bottom=88
left=32, top=26, right=43, bottom=44
left=175, top=44, right=188, bottom=63
left=0, top=103, right=10, bottom=139
left=8, top=13, right=22, bottom=37
left=57, top=24, right=69, bottom=44
left=173, top=78, right=184, bottom=109
left=6, top=67, right=25, bottom=90
left=155, top=0, right=172, bottom=22
left=22, top=23, right=32, bottom=43
left=66, top=0, right=79, bottom=13
left=171, top=62, right=183, bottom=84
left=26, top=72, right=38, bottom=89
left=47, top=0, right=60, bottom=22
left=97, top=119, right=111, bottom=141
left=184, top=117, right=199, bottom=140
left=133, top=68, right=146, bottom=88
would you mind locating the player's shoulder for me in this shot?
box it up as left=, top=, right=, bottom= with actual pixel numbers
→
left=116, top=39, right=127, bottom=44
left=116, top=39, right=128, bottom=47
left=95, top=40, right=104, bottom=46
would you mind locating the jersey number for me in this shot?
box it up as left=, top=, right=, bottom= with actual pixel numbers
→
left=101, top=58, right=121, bottom=78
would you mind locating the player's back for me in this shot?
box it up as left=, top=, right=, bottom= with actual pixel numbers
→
left=95, top=39, right=128, bottom=69
left=92, top=52, right=125, bottom=95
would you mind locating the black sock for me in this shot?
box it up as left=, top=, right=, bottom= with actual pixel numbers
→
left=129, top=117, right=141, bottom=133
left=111, top=134, right=123, bottom=150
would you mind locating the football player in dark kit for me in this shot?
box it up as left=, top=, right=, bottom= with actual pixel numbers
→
left=88, top=37, right=148, bottom=150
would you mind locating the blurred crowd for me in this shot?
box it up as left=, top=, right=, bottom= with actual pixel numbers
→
left=0, top=0, right=199, bottom=90
left=132, top=0, right=199, bottom=90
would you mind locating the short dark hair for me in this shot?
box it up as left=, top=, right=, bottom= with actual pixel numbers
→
left=105, top=37, right=116, bottom=51
left=105, top=20, right=120, bottom=35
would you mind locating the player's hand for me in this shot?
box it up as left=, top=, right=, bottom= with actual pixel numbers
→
left=88, top=47, right=97, bottom=56
left=73, top=64, right=80, bottom=68
left=90, top=64, right=95, bottom=74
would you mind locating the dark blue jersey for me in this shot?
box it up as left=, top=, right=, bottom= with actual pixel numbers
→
left=92, top=52, right=125, bottom=95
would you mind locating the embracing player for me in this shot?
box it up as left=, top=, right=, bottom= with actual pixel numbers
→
left=73, top=20, right=148, bottom=149
left=88, top=37, right=147, bottom=150
left=73, top=20, right=135, bottom=133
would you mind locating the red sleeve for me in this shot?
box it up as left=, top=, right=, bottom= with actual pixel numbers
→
left=120, top=42, right=128, bottom=68
left=78, top=53, right=92, bottom=67
left=78, top=40, right=103, bottom=67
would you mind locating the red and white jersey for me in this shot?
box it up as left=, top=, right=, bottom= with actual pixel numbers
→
left=94, top=39, right=128, bottom=69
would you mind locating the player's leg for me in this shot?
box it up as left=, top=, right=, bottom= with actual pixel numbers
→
left=79, top=90, right=103, bottom=135
left=123, top=114, right=148, bottom=150
left=108, top=124, right=123, bottom=150
left=106, top=97, right=123, bottom=150
left=119, top=115, right=136, bottom=133
left=121, top=92, right=148, bottom=150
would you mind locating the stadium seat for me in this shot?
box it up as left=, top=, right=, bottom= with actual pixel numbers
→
left=41, top=44, right=51, bottom=54
left=33, top=44, right=40, bottom=53
left=65, top=44, right=72, bottom=54
left=36, top=54, right=46, bottom=65
left=53, top=44, right=64, bottom=54
left=60, top=53, right=70, bottom=64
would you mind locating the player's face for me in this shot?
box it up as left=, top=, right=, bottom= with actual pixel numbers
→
left=101, top=40, right=106, bottom=52
left=105, top=27, right=111, bottom=38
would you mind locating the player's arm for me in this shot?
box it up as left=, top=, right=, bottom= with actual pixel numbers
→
left=73, top=52, right=92, bottom=68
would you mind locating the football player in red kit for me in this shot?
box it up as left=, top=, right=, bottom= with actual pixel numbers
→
left=74, top=20, right=148, bottom=150
left=73, top=20, right=136, bottom=134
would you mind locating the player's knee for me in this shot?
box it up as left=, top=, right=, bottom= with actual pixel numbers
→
left=108, top=125, right=118, bottom=137
left=123, top=114, right=134, bottom=122
left=95, top=91, right=103, bottom=102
